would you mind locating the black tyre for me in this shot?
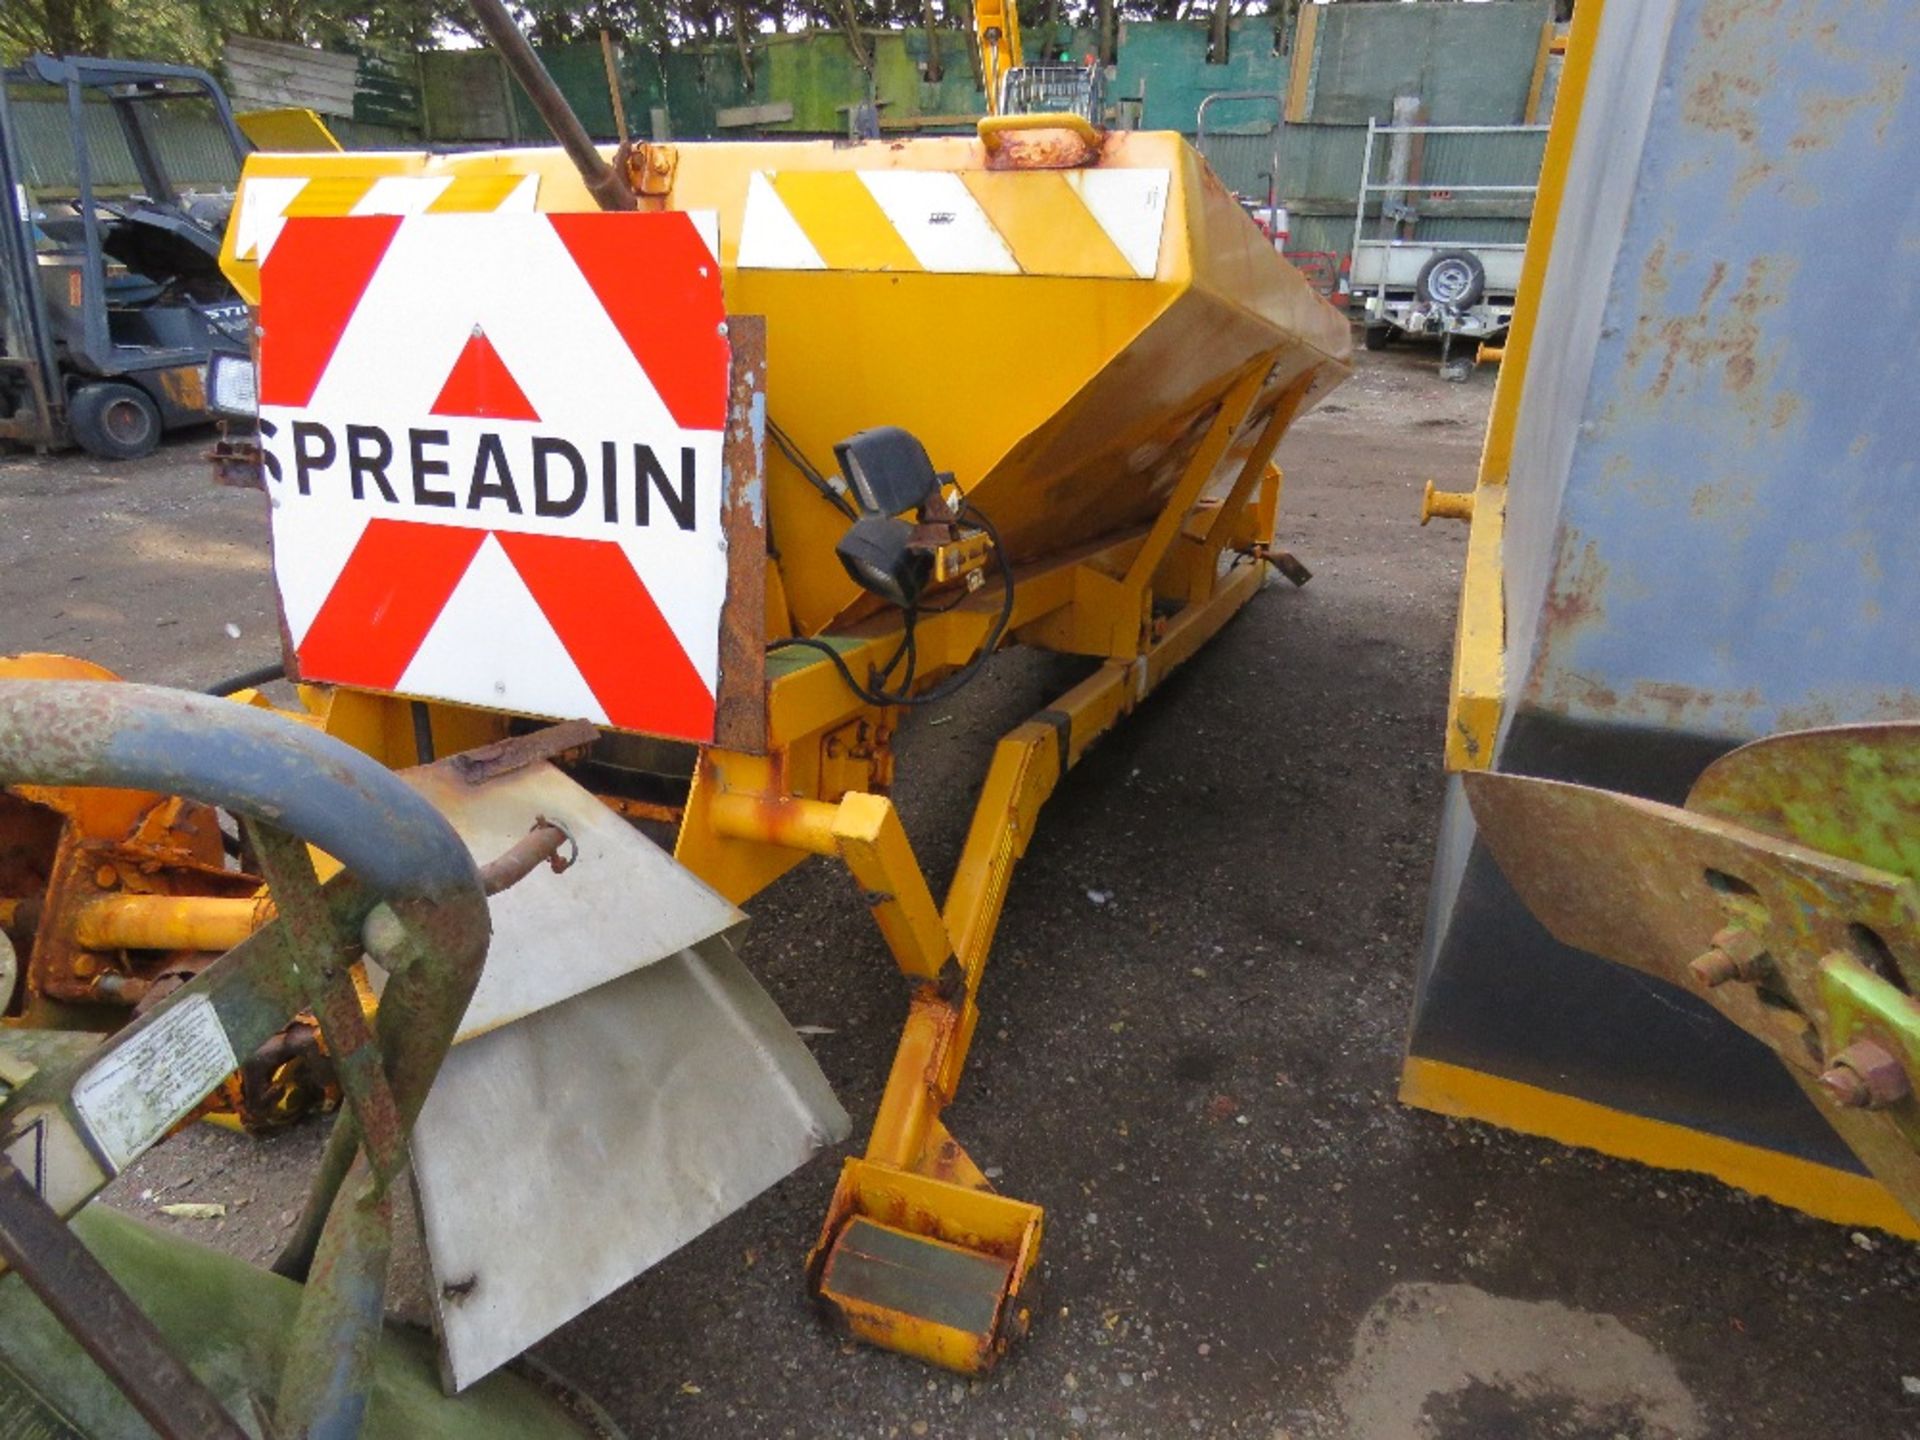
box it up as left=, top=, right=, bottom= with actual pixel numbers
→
left=1415, top=250, right=1486, bottom=309
left=1363, top=323, right=1395, bottom=351
left=68, top=382, right=161, bottom=461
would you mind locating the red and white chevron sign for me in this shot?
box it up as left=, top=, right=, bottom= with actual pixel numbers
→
left=256, top=210, right=730, bottom=742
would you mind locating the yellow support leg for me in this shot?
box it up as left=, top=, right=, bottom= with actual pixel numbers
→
left=809, top=558, right=1275, bottom=1372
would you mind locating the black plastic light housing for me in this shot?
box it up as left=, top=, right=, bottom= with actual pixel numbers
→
left=836, top=513, right=932, bottom=609
left=833, top=426, right=942, bottom=518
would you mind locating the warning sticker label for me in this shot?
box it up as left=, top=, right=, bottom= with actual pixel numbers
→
left=71, top=995, right=238, bottom=1171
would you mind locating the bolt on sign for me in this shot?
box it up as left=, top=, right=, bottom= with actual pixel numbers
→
left=256, top=211, right=734, bottom=744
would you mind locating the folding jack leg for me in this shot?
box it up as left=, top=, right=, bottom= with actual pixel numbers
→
left=713, top=559, right=1273, bottom=1371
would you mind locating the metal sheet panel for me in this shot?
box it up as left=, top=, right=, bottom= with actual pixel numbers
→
left=400, top=761, right=743, bottom=1041
left=397, top=756, right=844, bottom=1391
left=1504, top=0, right=1920, bottom=741
left=411, top=932, right=849, bottom=1391
left=1410, top=0, right=1920, bottom=1201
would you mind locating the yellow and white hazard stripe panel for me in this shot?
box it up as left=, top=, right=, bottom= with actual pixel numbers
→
left=737, top=168, right=1170, bottom=280
left=231, top=173, right=542, bottom=262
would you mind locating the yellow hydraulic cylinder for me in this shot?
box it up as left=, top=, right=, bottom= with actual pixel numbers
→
left=73, top=895, right=271, bottom=953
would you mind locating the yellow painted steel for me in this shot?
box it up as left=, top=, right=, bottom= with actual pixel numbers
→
left=234, top=108, right=343, bottom=152
left=1439, top=0, right=1604, bottom=773
left=215, top=121, right=1349, bottom=1370
left=1283, top=2, right=1320, bottom=124
left=1445, top=484, right=1506, bottom=771
left=221, top=131, right=1347, bottom=638
left=1401, top=1056, right=1920, bottom=1242
left=977, top=111, right=1101, bottom=152
left=972, top=0, right=1025, bottom=114
left=766, top=173, right=923, bottom=270
left=72, top=895, right=271, bottom=954
left=960, top=172, right=1134, bottom=278
left=282, top=176, right=377, bottom=217
left=1419, top=480, right=1475, bottom=526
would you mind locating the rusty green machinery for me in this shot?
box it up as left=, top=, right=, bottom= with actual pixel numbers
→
left=0, top=682, right=620, bottom=1437
left=1467, top=724, right=1920, bottom=1226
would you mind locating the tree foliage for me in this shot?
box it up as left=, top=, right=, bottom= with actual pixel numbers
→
left=3, top=0, right=1294, bottom=73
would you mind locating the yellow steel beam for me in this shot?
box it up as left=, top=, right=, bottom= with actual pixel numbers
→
left=1478, top=0, right=1601, bottom=491
left=1523, top=20, right=1555, bottom=126
left=863, top=557, right=1271, bottom=1178
left=1120, top=361, right=1270, bottom=603
left=1443, top=0, right=1603, bottom=773
left=972, top=0, right=1024, bottom=115
left=810, top=558, right=1273, bottom=1368
left=834, top=793, right=953, bottom=982
left=1186, top=380, right=1310, bottom=600
left=1402, top=1055, right=1920, bottom=1242
left=709, top=788, right=952, bottom=982
left=1283, top=2, right=1320, bottom=124
left=1447, top=484, right=1505, bottom=770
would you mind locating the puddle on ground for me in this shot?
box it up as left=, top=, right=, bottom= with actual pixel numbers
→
left=1335, top=1282, right=1702, bottom=1440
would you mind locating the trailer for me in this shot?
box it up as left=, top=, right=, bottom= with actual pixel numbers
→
left=1350, top=118, right=1546, bottom=378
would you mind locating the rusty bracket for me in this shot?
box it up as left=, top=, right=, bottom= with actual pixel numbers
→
left=617, top=139, right=679, bottom=197
left=448, top=721, right=599, bottom=786
left=247, top=822, right=409, bottom=1190
left=479, top=817, right=578, bottom=895
left=206, top=434, right=264, bottom=490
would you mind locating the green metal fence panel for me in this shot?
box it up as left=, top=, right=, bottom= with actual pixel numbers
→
left=421, top=49, right=519, bottom=141
left=140, top=98, right=242, bottom=191
left=1305, top=0, right=1549, bottom=125
left=1274, top=121, right=1368, bottom=208
left=409, top=0, right=1554, bottom=156
left=353, top=46, right=424, bottom=133
left=1111, top=19, right=1288, bottom=133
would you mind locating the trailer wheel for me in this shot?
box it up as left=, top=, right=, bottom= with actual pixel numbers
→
left=1415, top=250, right=1486, bottom=309
left=1363, top=324, right=1395, bottom=351
left=69, top=382, right=161, bottom=461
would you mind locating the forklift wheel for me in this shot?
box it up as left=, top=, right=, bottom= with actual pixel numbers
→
left=69, top=383, right=161, bottom=461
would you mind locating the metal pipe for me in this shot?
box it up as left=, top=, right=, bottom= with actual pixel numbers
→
left=866, top=999, right=951, bottom=1169
left=0, top=682, right=479, bottom=903
left=480, top=819, right=574, bottom=895
left=467, top=0, right=636, bottom=212
left=73, top=894, right=271, bottom=953
left=709, top=792, right=844, bottom=855
left=202, top=661, right=285, bottom=697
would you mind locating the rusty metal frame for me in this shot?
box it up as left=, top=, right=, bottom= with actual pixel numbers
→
left=0, top=1154, right=248, bottom=1440
left=713, top=315, right=770, bottom=754
left=0, top=681, right=491, bottom=1436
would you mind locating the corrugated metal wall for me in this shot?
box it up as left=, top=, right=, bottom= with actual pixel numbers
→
left=1304, top=2, right=1544, bottom=125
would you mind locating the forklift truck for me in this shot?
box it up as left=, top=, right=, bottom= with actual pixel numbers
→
left=0, top=55, right=251, bottom=459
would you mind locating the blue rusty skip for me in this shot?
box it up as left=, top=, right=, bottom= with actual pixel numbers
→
left=1408, top=0, right=1920, bottom=1208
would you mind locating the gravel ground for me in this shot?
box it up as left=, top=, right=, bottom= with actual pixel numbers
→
left=4, top=346, right=1918, bottom=1439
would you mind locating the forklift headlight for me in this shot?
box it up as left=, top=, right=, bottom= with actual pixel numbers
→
left=208, top=353, right=258, bottom=418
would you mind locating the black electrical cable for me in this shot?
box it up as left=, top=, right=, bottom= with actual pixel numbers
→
left=768, top=419, right=859, bottom=521
left=768, top=500, right=1015, bottom=709
left=203, top=661, right=285, bottom=696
